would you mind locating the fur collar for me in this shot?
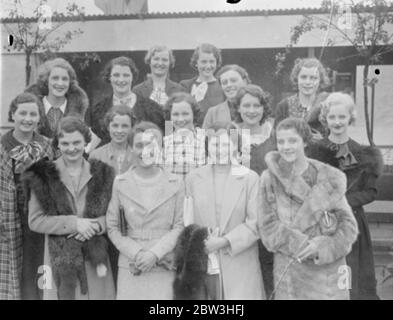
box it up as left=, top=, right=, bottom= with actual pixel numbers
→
left=265, top=151, right=348, bottom=232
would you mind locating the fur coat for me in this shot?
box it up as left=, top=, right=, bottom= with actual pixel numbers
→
left=22, top=158, right=115, bottom=300
left=25, top=83, right=89, bottom=138
left=173, top=224, right=209, bottom=300
left=259, top=151, right=359, bottom=300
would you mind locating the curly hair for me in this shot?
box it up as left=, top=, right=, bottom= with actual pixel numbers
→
left=234, top=84, right=271, bottom=125
left=216, top=64, right=251, bottom=85
left=104, top=104, right=134, bottom=129
left=144, top=45, right=176, bottom=69
left=164, top=92, right=201, bottom=125
left=129, top=121, right=163, bottom=147
left=319, top=92, right=357, bottom=128
left=276, top=117, right=313, bottom=145
left=8, top=92, right=45, bottom=122
left=101, top=56, right=139, bottom=85
left=36, top=58, right=78, bottom=96
left=290, top=58, right=330, bottom=90
left=189, top=43, right=222, bottom=71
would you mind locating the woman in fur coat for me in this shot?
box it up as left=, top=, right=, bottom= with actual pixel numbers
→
left=23, top=116, right=115, bottom=300
left=24, top=58, right=89, bottom=140
left=259, top=118, right=358, bottom=300
left=0, top=93, right=53, bottom=300
left=85, top=56, right=165, bottom=149
left=309, top=92, right=384, bottom=300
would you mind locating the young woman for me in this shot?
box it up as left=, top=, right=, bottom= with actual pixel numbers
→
left=24, top=117, right=116, bottom=300
left=163, top=92, right=206, bottom=177
left=274, top=58, right=330, bottom=138
left=106, top=122, right=184, bottom=300
left=85, top=56, right=165, bottom=147
left=0, top=93, right=53, bottom=300
left=25, top=58, right=89, bottom=139
left=185, top=122, right=265, bottom=300
left=202, top=64, right=250, bottom=129
left=312, top=92, right=383, bottom=300
left=180, top=44, right=226, bottom=126
left=259, top=117, right=358, bottom=300
left=234, top=84, right=276, bottom=298
left=133, top=45, right=185, bottom=106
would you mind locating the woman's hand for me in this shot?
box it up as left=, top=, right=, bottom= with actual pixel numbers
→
left=135, top=251, right=158, bottom=272
left=204, top=236, right=230, bottom=254
left=297, top=241, right=319, bottom=262
left=76, top=218, right=99, bottom=240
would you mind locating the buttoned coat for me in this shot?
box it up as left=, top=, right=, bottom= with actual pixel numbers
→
left=185, top=165, right=265, bottom=300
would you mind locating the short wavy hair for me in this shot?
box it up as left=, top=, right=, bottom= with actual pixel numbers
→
left=104, top=104, right=134, bottom=129
left=290, top=58, right=330, bottom=90
left=319, top=92, right=357, bottom=128
left=276, top=117, right=313, bottom=145
left=53, top=116, right=92, bottom=148
left=102, top=56, right=139, bottom=86
left=144, top=45, right=175, bottom=69
left=190, top=43, right=222, bottom=71
left=164, top=92, right=201, bottom=125
left=129, top=121, right=163, bottom=147
left=234, top=84, right=271, bottom=125
left=205, top=121, right=242, bottom=155
left=216, top=64, right=251, bottom=85
left=36, top=58, right=78, bottom=95
left=8, top=92, right=45, bottom=122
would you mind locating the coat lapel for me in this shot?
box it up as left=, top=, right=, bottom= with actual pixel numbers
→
left=194, top=166, right=216, bottom=228
left=116, top=170, right=146, bottom=210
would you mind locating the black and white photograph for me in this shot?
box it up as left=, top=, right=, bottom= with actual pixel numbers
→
left=0, top=0, right=392, bottom=305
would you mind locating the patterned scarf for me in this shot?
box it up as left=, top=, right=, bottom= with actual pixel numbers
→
left=9, top=141, right=45, bottom=174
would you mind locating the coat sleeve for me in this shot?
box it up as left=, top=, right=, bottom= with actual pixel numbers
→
left=106, top=179, right=143, bottom=260
left=28, top=190, right=77, bottom=235
left=308, top=197, right=359, bottom=265
left=202, top=108, right=214, bottom=130
left=223, top=172, right=260, bottom=256
left=149, top=181, right=185, bottom=260
left=346, top=171, right=379, bottom=208
left=258, top=170, right=309, bottom=258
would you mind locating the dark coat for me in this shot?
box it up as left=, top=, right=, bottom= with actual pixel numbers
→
left=133, top=77, right=185, bottom=104
left=25, top=83, right=89, bottom=139
left=22, top=158, right=115, bottom=300
left=307, top=138, right=384, bottom=299
left=173, top=224, right=209, bottom=300
left=85, top=92, right=165, bottom=146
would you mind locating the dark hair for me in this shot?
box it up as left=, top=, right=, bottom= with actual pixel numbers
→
left=276, top=117, right=312, bottom=145
left=102, top=56, right=139, bottom=86
left=205, top=121, right=242, bottom=155
left=234, top=84, right=271, bottom=124
left=129, top=121, right=162, bottom=147
left=190, top=43, right=222, bottom=71
left=216, top=64, right=251, bottom=85
left=164, top=92, right=201, bottom=125
left=104, top=104, right=134, bottom=129
left=8, top=92, right=45, bottom=122
left=53, top=116, right=92, bottom=148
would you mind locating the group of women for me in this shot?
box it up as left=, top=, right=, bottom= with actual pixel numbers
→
left=0, top=42, right=384, bottom=300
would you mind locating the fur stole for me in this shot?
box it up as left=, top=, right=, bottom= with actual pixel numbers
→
left=22, top=158, right=115, bottom=300
left=173, top=224, right=209, bottom=300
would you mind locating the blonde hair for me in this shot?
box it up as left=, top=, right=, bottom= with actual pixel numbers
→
left=144, top=45, right=175, bottom=68
left=290, top=58, right=330, bottom=90
left=319, top=92, right=357, bottom=127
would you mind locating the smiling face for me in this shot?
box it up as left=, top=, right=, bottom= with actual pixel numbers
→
left=150, top=50, right=170, bottom=77
left=48, top=67, right=70, bottom=98
left=171, top=101, right=194, bottom=131
left=58, top=130, right=86, bottom=163
left=297, top=66, right=320, bottom=97
left=239, top=93, right=264, bottom=126
left=220, top=69, right=246, bottom=100
left=110, top=64, right=133, bottom=97
left=109, top=114, right=132, bottom=145
left=276, top=128, right=306, bottom=163
left=132, top=130, right=162, bottom=168
left=12, top=102, right=40, bottom=134
left=326, top=103, right=351, bottom=136
left=196, top=51, right=217, bottom=80
left=208, top=130, right=237, bottom=165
